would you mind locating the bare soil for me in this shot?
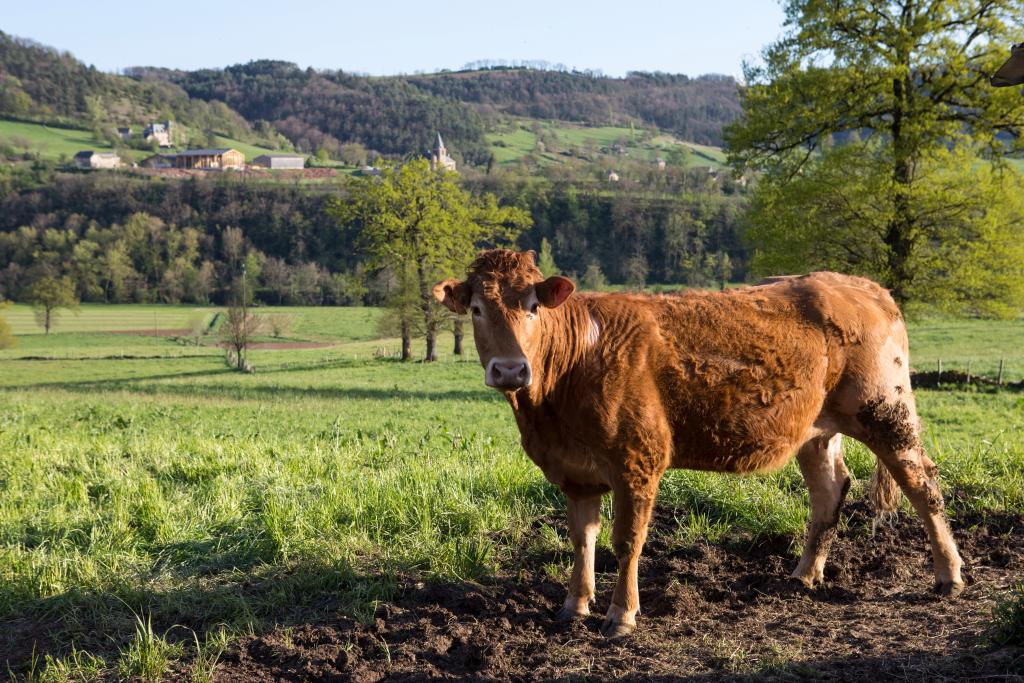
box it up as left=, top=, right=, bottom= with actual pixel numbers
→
left=215, top=501, right=1024, bottom=682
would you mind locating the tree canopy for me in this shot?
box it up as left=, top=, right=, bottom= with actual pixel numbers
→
left=332, top=160, right=531, bottom=360
left=727, top=0, right=1024, bottom=313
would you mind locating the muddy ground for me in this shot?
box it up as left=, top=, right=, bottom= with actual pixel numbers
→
left=215, top=501, right=1023, bottom=682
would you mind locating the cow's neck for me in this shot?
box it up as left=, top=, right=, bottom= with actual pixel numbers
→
left=511, top=297, right=594, bottom=411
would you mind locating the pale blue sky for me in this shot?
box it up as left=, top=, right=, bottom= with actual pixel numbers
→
left=3, top=1, right=786, bottom=78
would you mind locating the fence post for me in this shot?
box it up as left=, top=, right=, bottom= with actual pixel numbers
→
left=966, top=360, right=971, bottom=385
left=937, top=358, right=942, bottom=385
left=998, top=358, right=1005, bottom=386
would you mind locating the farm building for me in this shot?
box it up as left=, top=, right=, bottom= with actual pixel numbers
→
left=142, top=149, right=245, bottom=170
left=117, top=127, right=132, bottom=140
left=143, top=122, right=173, bottom=147
left=74, top=151, right=121, bottom=169
left=252, top=154, right=305, bottom=169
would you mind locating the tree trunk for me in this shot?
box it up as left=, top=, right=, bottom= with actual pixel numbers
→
left=425, top=326, right=438, bottom=362
left=453, top=317, right=464, bottom=356
left=400, top=318, right=412, bottom=362
left=417, top=261, right=439, bottom=362
left=885, top=14, right=916, bottom=306
left=44, top=308, right=51, bottom=335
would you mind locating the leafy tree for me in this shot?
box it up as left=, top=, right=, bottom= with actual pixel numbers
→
left=581, top=261, right=608, bottom=291
left=333, top=159, right=530, bottom=361
left=537, top=237, right=560, bottom=275
left=27, top=275, right=78, bottom=334
left=0, top=300, right=15, bottom=349
left=727, top=0, right=1024, bottom=311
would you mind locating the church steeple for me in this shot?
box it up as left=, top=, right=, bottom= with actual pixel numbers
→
left=430, top=131, right=457, bottom=172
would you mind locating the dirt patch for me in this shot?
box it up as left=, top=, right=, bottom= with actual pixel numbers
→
left=216, top=501, right=1024, bottom=682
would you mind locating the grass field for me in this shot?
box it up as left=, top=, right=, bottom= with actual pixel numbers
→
left=486, top=120, right=727, bottom=169
left=0, top=120, right=282, bottom=165
left=1, top=305, right=1022, bottom=679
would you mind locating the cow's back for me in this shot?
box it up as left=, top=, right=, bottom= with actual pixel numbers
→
left=610, top=272, right=903, bottom=473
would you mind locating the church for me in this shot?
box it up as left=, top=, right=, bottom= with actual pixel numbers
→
left=429, top=133, right=457, bottom=172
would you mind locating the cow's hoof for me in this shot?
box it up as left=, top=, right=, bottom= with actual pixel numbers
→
left=788, top=573, right=818, bottom=589
left=555, top=605, right=588, bottom=622
left=933, top=580, right=965, bottom=598
left=599, top=617, right=636, bottom=640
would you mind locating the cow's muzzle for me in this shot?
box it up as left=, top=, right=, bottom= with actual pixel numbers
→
left=486, top=357, right=532, bottom=389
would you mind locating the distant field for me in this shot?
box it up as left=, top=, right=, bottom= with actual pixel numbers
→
left=0, top=119, right=133, bottom=162
left=0, top=119, right=283, bottom=164
left=486, top=120, right=726, bottom=169
left=0, top=304, right=391, bottom=359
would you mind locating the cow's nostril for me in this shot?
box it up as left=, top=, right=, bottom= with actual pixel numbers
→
left=518, top=366, right=527, bottom=378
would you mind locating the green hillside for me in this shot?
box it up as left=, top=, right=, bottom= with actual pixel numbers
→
left=0, top=119, right=283, bottom=164
left=486, top=120, right=727, bottom=169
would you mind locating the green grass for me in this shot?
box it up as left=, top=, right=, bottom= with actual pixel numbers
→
left=486, top=119, right=726, bottom=169
left=0, top=120, right=285, bottom=166
left=0, top=119, right=138, bottom=162
left=907, top=316, right=1024, bottom=382
left=0, top=305, right=1021, bottom=678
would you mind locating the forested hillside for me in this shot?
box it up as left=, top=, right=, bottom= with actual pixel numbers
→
left=408, top=69, right=740, bottom=146
left=130, top=61, right=492, bottom=164
left=0, top=32, right=285, bottom=149
left=132, top=63, right=742, bottom=160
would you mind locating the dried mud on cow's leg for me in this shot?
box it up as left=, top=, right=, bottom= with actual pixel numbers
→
left=212, top=502, right=1024, bottom=682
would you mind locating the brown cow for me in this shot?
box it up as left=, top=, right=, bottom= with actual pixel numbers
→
left=434, top=249, right=964, bottom=639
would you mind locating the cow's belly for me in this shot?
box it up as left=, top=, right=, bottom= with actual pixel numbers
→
left=668, top=386, right=825, bottom=474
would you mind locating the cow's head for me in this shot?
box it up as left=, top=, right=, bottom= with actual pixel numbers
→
left=433, top=249, right=575, bottom=392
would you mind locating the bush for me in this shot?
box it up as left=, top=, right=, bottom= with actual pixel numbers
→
left=265, top=313, right=293, bottom=338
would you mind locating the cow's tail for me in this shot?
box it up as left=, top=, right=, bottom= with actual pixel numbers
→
left=868, top=460, right=902, bottom=516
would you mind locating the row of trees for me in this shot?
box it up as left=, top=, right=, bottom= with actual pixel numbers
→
left=0, top=167, right=750, bottom=302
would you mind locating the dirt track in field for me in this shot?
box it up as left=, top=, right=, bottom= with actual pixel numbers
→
left=215, top=501, right=1024, bottom=682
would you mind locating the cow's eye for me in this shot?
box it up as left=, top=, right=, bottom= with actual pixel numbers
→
left=529, top=302, right=539, bottom=315
left=471, top=305, right=482, bottom=317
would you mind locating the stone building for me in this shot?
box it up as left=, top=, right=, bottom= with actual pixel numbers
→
left=74, top=151, right=121, bottom=169
left=144, top=121, right=173, bottom=147
left=429, top=133, right=457, bottom=172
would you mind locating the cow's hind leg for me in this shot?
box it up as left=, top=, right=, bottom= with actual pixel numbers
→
left=854, top=396, right=964, bottom=596
left=557, top=494, right=601, bottom=621
left=791, top=433, right=850, bottom=588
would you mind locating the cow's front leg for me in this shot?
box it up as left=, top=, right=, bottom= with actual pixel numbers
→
left=557, top=494, right=602, bottom=621
left=601, top=479, right=657, bottom=638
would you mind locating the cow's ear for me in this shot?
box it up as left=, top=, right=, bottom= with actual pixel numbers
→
left=536, top=276, right=575, bottom=309
left=432, top=278, right=470, bottom=314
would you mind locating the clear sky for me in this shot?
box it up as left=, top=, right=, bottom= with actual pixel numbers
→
left=3, top=1, right=787, bottom=78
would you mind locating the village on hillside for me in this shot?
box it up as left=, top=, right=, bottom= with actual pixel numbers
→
left=73, top=124, right=463, bottom=177
left=73, top=121, right=306, bottom=172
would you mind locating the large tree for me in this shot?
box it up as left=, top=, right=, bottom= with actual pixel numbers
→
left=335, top=160, right=530, bottom=361
left=727, top=0, right=1024, bottom=312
